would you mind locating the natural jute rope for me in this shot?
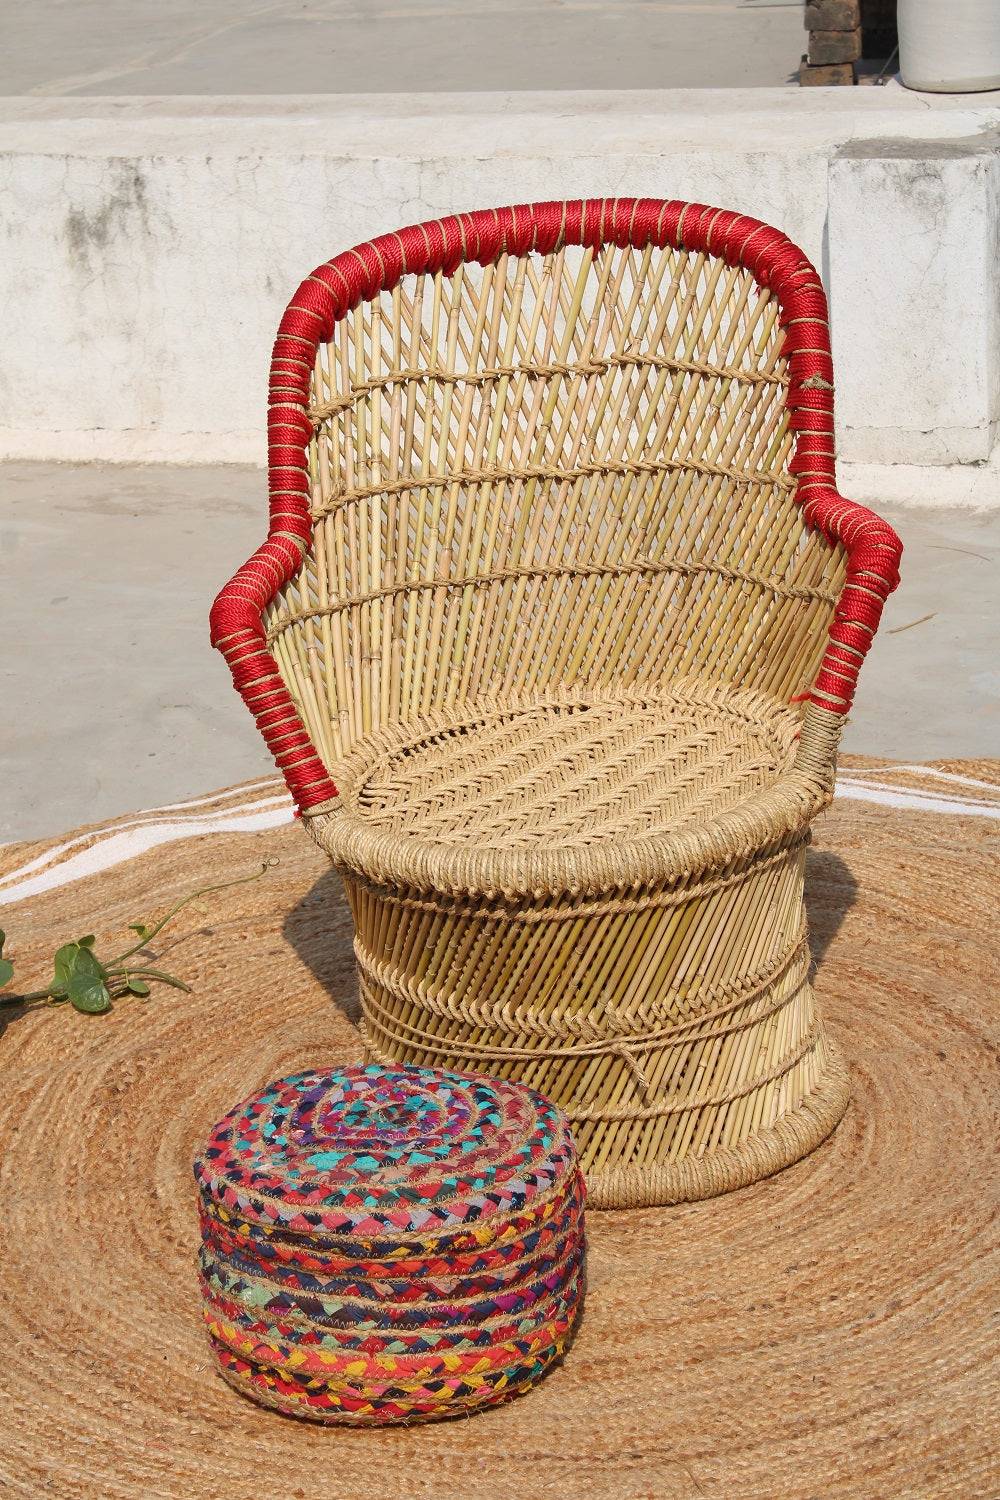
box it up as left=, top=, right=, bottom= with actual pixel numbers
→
left=0, top=771, right=995, bottom=1496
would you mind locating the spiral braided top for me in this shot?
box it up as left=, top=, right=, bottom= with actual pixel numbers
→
left=194, top=1063, right=585, bottom=1424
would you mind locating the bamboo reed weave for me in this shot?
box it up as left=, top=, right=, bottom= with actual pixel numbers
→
left=214, top=202, right=903, bottom=1208
left=268, top=241, right=847, bottom=748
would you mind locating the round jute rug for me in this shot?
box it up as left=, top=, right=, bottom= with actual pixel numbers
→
left=0, top=758, right=997, bottom=1500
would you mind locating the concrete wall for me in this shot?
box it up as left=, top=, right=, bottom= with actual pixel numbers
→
left=829, top=136, right=1000, bottom=468
left=1, top=85, right=998, bottom=499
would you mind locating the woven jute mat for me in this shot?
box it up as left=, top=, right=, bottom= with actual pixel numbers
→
left=1, top=759, right=997, bottom=1499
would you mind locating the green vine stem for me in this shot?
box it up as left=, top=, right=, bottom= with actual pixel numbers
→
left=0, top=863, right=272, bottom=1013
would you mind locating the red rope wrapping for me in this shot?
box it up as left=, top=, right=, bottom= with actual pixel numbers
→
left=210, top=198, right=903, bottom=811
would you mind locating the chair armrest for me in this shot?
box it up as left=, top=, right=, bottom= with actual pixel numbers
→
left=790, top=489, right=902, bottom=789
left=793, top=701, right=844, bottom=806
left=799, top=488, right=903, bottom=719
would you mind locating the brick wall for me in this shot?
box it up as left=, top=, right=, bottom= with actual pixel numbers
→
left=800, top=0, right=898, bottom=86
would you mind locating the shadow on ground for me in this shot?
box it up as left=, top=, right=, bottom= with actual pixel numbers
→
left=282, top=866, right=360, bottom=1029
left=804, top=848, right=859, bottom=970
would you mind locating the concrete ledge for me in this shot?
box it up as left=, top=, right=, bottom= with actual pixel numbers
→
left=840, top=454, right=1000, bottom=511
left=830, top=135, right=1000, bottom=466
left=2, top=86, right=999, bottom=495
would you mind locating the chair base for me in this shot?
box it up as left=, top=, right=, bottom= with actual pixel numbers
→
left=313, top=680, right=845, bottom=1210
left=359, top=1023, right=849, bottom=1210
left=341, top=841, right=840, bottom=1209
left=582, top=1042, right=850, bottom=1209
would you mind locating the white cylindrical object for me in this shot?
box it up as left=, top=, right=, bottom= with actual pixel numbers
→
left=898, top=0, right=1000, bottom=93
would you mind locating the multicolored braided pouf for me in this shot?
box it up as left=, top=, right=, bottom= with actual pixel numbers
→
left=194, top=1063, right=586, bottom=1424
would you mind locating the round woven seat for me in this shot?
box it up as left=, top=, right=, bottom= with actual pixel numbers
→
left=195, top=1063, right=585, bottom=1425
left=319, top=679, right=808, bottom=898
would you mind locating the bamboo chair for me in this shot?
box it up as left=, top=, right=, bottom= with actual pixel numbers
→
left=212, top=199, right=902, bottom=1210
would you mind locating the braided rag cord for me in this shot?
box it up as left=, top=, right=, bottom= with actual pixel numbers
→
left=195, top=1065, right=586, bottom=1421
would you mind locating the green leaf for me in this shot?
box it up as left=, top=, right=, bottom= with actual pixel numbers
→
left=128, top=923, right=152, bottom=942
left=126, top=977, right=150, bottom=997
left=0, top=958, right=13, bottom=988
left=77, top=934, right=96, bottom=949
left=54, top=941, right=111, bottom=1013
left=53, top=941, right=108, bottom=994
left=68, top=973, right=112, bottom=1014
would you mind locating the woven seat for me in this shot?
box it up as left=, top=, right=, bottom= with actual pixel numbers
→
left=212, top=198, right=902, bottom=1209
left=320, top=680, right=806, bottom=894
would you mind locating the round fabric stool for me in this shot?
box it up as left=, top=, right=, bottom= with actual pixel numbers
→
left=194, top=1062, right=585, bottom=1424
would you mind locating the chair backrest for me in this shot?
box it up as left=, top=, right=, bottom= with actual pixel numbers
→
left=212, top=200, right=902, bottom=813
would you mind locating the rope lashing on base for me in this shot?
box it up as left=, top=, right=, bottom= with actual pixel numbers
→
left=357, top=928, right=814, bottom=1112
left=361, top=1014, right=822, bottom=1123
left=566, top=1020, right=822, bottom=1123
left=353, top=924, right=810, bottom=1045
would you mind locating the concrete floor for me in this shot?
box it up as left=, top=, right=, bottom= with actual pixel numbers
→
left=5, top=1, right=806, bottom=95
left=2, top=462, right=995, bottom=843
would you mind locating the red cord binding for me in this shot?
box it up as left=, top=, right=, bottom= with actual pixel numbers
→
left=210, top=198, right=903, bottom=813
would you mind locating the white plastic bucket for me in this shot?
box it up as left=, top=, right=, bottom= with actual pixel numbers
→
left=898, top=0, right=1000, bottom=93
